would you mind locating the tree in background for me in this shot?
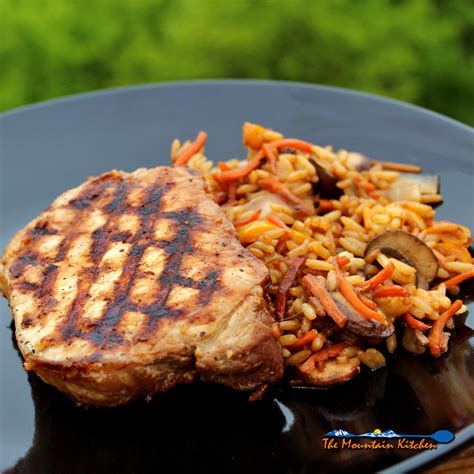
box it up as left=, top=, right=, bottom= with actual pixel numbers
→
left=1, top=0, right=473, bottom=124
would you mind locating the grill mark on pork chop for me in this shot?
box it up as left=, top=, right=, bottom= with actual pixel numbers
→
left=60, top=181, right=143, bottom=340
left=38, top=264, right=59, bottom=299
left=13, top=172, right=222, bottom=351
left=30, top=222, right=58, bottom=236
left=60, top=183, right=169, bottom=344
left=86, top=245, right=147, bottom=346
left=62, top=267, right=97, bottom=339
left=15, top=281, right=39, bottom=292
left=10, top=252, right=38, bottom=279
left=68, top=176, right=115, bottom=210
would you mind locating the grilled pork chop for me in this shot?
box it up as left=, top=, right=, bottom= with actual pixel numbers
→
left=0, top=166, right=283, bottom=406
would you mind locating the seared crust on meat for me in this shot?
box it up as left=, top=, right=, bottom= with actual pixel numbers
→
left=0, top=166, right=283, bottom=406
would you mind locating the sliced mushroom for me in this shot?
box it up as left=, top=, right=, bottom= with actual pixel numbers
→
left=365, top=230, right=438, bottom=289
left=331, top=290, right=395, bottom=338
left=309, top=158, right=342, bottom=198
left=297, top=357, right=360, bottom=386
left=402, top=326, right=429, bottom=355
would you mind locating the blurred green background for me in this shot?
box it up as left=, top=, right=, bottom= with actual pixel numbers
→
left=1, top=0, right=473, bottom=125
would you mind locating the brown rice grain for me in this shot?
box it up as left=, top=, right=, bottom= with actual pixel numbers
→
left=286, top=350, right=312, bottom=365
left=326, top=270, right=338, bottom=292
left=286, top=170, right=308, bottom=182
left=249, top=247, right=264, bottom=258
left=289, top=286, right=304, bottom=297
left=301, top=302, right=317, bottom=320
left=339, top=237, right=366, bottom=256
left=311, top=333, right=326, bottom=352
left=437, top=268, right=450, bottom=279
left=279, top=319, right=300, bottom=331
left=236, top=183, right=259, bottom=195
left=308, top=296, right=326, bottom=317
left=442, top=262, right=474, bottom=273
left=359, top=348, right=386, bottom=369
left=280, top=334, right=298, bottom=346
left=346, top=275, right=365, bottom=286
left=306, top=259, right=334, bottom=272
left=281, top=348, right=292, bottom=358
left=340, top=346, right=359, bottom=358
left=386, top=334, right=397, bottom=353
left=300, top=316, right=312, bottom=332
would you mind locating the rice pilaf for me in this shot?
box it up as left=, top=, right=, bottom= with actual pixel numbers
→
left=170, top=123, right=473, bottom=386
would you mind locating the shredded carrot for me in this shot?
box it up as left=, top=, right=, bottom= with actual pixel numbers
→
left=219, top=150, right=265, bottom=182
left=359, top=294, right=378, bottom=310
left=234, top=210, right=262, bottom=228
left=371, top=160, right=422, bottom=173
left=439, top=270, right=474, bottom=288
left=285, top=329, right=318, bottom=351
left=266, top=213, right=290, bottom=233
left=302, top=275, right=348, bottom=328
left=174, top=131, right=208, bottom=166
left=258, top=178, right=301, bottom=205
left=358, top=262, right=395, bottom=291
left=428, top=300, right=462, bottom=357
left=270, top=138, right=314, bottom=153
left=365, top=182, right=376, bottom=192
left=300, top=343, right=350, bottom=373
left=262, top=143, right=278, bottom=174
left=404, top=313, right=431, bottom=332
left=334, top=266, right=386, bottom=322
left=335, top=256, right=350, bottom=268
left=218, top=162, right=231, bottom=172
left=372, top=285, right=409, bottom=298
left=275, top=256, right=307, bottom=321
left=318, top=199, right=335, bottom=213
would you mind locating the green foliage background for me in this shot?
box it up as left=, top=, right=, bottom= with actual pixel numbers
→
left=1, top=0, right=473, bottom=124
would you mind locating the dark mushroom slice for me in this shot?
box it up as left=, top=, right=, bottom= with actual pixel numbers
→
left=297, top=356, right=360, bottom=386
left=365, top=230, right=438, bottom=290
left=331, top=290, right=395, bottom=338
left=309, top=158, right=342, bottom=199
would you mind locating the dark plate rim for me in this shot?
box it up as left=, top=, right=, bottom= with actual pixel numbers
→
left=1, top=79, right=472, bottom=473
left=1, top=79, right=473, bottom=136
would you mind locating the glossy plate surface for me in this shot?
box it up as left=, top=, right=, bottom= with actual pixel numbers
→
left=1, top=81, right=473, bottom=473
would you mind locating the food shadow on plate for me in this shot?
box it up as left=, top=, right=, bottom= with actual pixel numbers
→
left=5, top=319, right=473, bottom=474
